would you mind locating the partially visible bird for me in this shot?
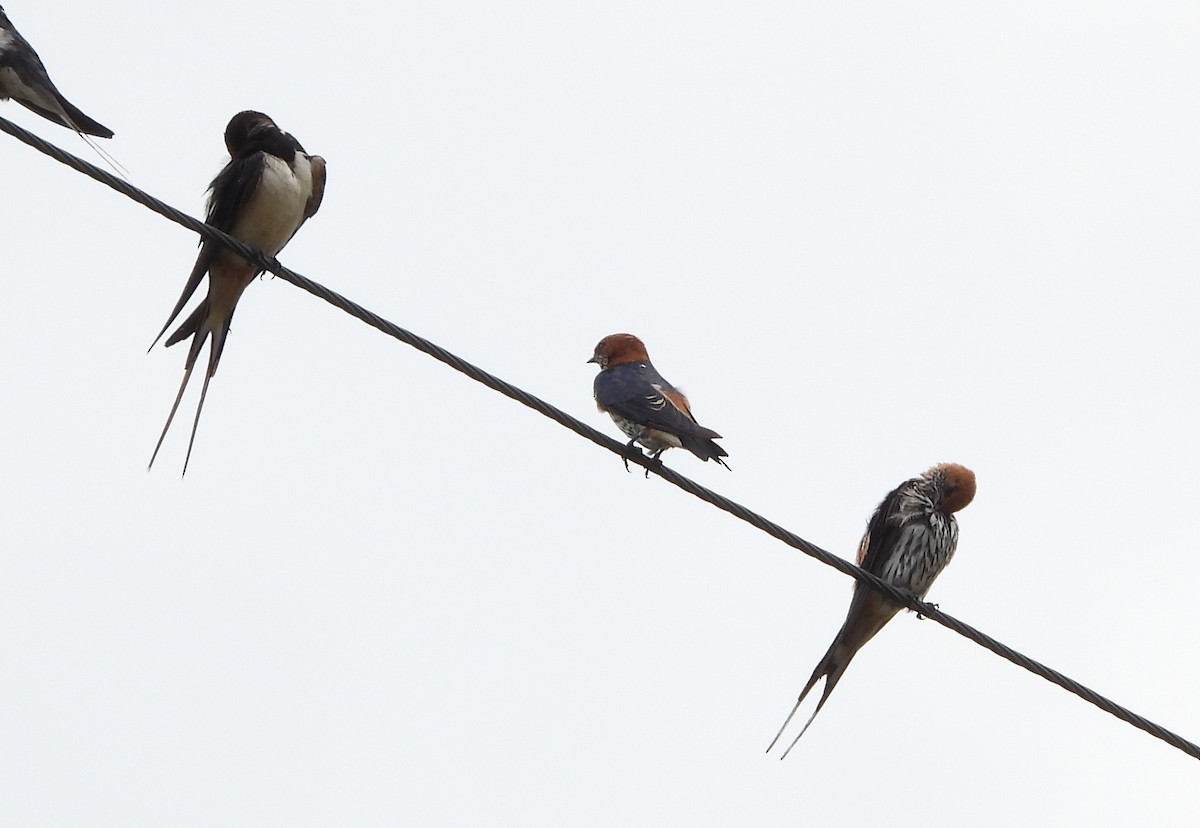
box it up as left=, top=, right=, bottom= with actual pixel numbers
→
left=767, top=463, right=976, bottom=758
left=589, top=333, right=729, bottom=471
left=0, top=5, right=113, bottom=137
left=148, top=110, right=326, bottom=475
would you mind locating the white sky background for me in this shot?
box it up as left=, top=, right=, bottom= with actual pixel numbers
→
left=2, top=0, right=1199, bottom=823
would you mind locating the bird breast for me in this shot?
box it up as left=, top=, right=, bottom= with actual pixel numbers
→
left=229, top=152, right=313, bottom=256
left=877, top=511, right=958, bottom=598
left=605, top=413, right=682, bottom=451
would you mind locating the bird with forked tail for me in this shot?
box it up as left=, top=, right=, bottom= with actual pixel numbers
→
left=767, top=463, right=976, bottom=758
left=589, top=333, right=729, bottom=472
left=148, top=110, right=326, bottom=475
left=0, top=5, right=113, bottom=138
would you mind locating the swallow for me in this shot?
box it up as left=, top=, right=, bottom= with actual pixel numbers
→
left=589, top=333, right=729, bottom=473
left=148, top=110, right=326, bottom=474
left=0, top=5, right=113, bottom=137
left=767, top=463, right=976, bottom=758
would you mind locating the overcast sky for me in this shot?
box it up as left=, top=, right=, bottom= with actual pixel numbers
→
left=3, top=1, right=1199, bottom=824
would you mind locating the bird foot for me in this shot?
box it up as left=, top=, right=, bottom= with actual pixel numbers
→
left=643, top=450, right=667, bottom=478
left=621, top=440, right=644, bottom=473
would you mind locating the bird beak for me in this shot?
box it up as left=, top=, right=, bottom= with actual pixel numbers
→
left=586, top=355, right=600, bottom=365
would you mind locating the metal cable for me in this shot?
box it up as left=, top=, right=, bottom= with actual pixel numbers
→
left=4, top=113, right=1197, bottom=761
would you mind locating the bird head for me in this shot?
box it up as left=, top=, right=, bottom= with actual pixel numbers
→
left=223, top=110, right=304, bottom=160
left=588, top=333, right=650, bottom=369
left=927, top=463, right=977, bottom=514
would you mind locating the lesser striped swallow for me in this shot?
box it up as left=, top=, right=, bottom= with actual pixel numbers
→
left=589, top=333, right=729, bottom=472
left=148, top=110, right=326, bottom=474
left=767, top=463, right=976, bottom=758
left=0, top=5, right=112, bottom=137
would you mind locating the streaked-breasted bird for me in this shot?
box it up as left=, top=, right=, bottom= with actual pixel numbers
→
left=0, top=5, right=113, bottom=137
left=148, top=110, right=326, bottom=475
left=767, top=463, right=976, bottom=758
left=589, top=333, right=729, bottom=471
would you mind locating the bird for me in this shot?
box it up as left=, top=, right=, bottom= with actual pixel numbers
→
left=589, top=333, right=729, bottom=472
left=148, top=110, right=326, bottom=475
left=766, top=462, right=976, bottom=758
left=0, top=5, right=113, bottom=137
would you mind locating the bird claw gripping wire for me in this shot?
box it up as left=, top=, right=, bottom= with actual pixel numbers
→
left=621, top=439, right=644, bottom=474
left=644, top=450, right=666, bottom=478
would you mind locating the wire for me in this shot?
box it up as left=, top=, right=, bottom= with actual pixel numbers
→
left=4, top=113, right=1198, bottom=761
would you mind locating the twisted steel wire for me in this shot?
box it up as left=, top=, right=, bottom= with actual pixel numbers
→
left=4, top=114, right=1197, bottom=761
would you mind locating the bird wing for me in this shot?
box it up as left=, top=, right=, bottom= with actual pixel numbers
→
left=304, top=154, right=326, bottom=220
left=595, top=365, right=717, bottom=439
left=204, top=151, right=268, bottom=236
left=854, top=481, right=913, bottom=576
left=148, top=152, right=267, bottom=349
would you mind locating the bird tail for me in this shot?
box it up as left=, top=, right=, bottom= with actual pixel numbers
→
left=681, top=427, right=730, bottom=468
left=765, top=635, right=851, bottom=757
left=148, top=299, right=233, bottom=475
left=766, top=588, right=900, bottom=758
left=13, top=94, right=112, bottom=139
left=54, top=95, right=114, bottom=139
left=15, top=93, right=125, bottom=177
left=148, top=349, right=203, bottom=473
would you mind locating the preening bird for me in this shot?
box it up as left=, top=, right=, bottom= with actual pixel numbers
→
left=767, top=463, right=976, bottom=758
left=148, top=110, right=326, bottom=475
left=589, top=333, right=729, bottom=472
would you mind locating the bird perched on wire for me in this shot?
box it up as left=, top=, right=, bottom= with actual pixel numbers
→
left=589, top=333, right=729, bottom=472
left=148, top=110, right=326, bottom=475
left=0, top=5, right=113, bottom=137
left=766, top=462, right=976, bottom=758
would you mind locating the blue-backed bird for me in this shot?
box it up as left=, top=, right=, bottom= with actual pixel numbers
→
left=589, top=333, right=729, bottom=472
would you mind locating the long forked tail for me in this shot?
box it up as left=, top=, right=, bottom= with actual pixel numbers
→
left=767, top=588, right=902, bottom=758
left=179, top=317, right=232, bottom=476
left=148, top=301, right=232, bottom=475
left=54, top=94, right=114, bottom=139
left=180, top=354, right=220, bottom=476
left=765, top=636, right=849, bottom=758
left=16, top=95, right=127, bottom=178
left=148, top=360, right=198, bottom=471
